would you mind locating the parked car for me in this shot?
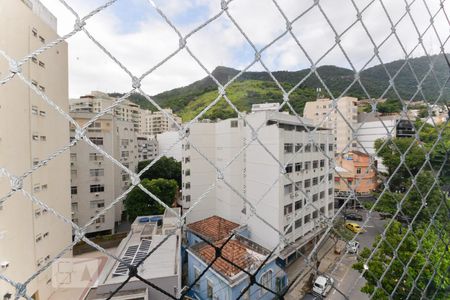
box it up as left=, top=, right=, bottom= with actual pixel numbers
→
left=302, top=292, right=324, bottom=299
left=379, top=212, right=393, bottom=219
left=346, top=240, right=360, bottom=254
left=313, top=275, right=334, bottom=296
left=346, top=222, right=364, bottom=233
left=396, top=214, right=412, bottom=224
left=344, top=212, right=363, bottom=221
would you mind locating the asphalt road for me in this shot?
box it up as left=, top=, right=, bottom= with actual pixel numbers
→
left=327, top=210, right=388, bottom=300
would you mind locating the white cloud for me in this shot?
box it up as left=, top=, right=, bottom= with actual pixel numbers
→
left=39, top=0, right=448, bottom=98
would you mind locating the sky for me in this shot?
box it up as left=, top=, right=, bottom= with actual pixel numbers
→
left=39, top=0, right=448, bottom=98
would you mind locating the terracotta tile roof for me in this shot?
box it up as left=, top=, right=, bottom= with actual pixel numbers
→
left=197, top=239, right=264, bottom=277
left=187, top=216, right=239, bottom=242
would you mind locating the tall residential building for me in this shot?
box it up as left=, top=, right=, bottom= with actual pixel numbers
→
left=140, top=108, right=182, bottom=137
left=303, top=97, right=358, bottom=153
left=70, top=91, right=142, bottom=133
left=70, top=113, right=138, bottom=236
left=137, top=136, right=159, bottom=161
left=0, top=0, right=71, bottom=298
left=181, top=106, right=335, bottom=263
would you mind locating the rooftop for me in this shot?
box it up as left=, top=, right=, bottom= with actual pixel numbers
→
left=187, top=215, right=239, bottom=242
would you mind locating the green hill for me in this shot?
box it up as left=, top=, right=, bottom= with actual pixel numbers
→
left=110, top=54, right=449, bottom=121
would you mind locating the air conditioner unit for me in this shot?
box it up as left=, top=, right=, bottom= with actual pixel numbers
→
left=95, top=193, right=100, bottom=197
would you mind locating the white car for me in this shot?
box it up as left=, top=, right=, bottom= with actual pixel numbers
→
left=346, top=241, right=360, bottom=254
left=313, top=275, right=334, bottom=296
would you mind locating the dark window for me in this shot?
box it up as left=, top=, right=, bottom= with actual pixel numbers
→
left=295, top=143, right=303, bottom=152
left=313, top=160, right=319, bottom=169
left=284, top=225, right=293, bottom=234
left=295, top=218, right=302, bottom=228
left=230, top=120, right=238, bottom=127
left=320, top=191, right=325, bottom=199
left=295, top=200, right=302, bottom=210
left=304, top=179, right=311, bottom=188
left=305, top=144, right=311, bottom=152
left=320, top=160, right=325, bottom=168
left=313, top=210, right=319, bottom=219
left=313, top=193, right=318, bottom=202
left=295, top=163, right=302, bottom=172
left=313, top=177, right=318, bottom=185
left=284, top=204, right=293, bottom=215
left=285, top=164, right=293, bottom=173
left=284, top=143, right=293, bottom=153
left=71, top=186, right=77, bottom=195
left=90, top=137, right=103, bottom=146
left=304, top=161, right=311, bottom=170
left=90, top=184, right=105, bottom=193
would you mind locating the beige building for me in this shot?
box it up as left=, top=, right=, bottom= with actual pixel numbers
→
left=70, top=112, right=138, bottom=236
left=304, top=97, right=358, bottom=153
left=0, top=0, right=71, bottom=298
left=140, top=108, right=182, bottom=137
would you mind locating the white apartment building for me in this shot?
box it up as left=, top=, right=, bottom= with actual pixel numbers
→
left=0, top=0, right=71, bottom=298
left=181, top=106, right=335, bottom=258
left=303, top=97, right=358, bottom=153
left=70, top=113, right=138, bottom=236
left=156, top=131, right=183, bottom=162
left=70, top=91, right=142, bottom=133
left=140, top=108, right=182, bottom=137
left=137, top=136, right=159, bottom=161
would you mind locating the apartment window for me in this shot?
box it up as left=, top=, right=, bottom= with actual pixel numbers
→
left=320, top=191, right=325, bottom=199
left=95, top=215, right=105, bottom=224
left=33, top=158, right=39, bottom=166
left=304, top=161, right=311, bottom=170
left=71, top=202, right=78, bottom=212
left=295, top=218, right=303, bottom=228
left=320, top=206, right=325, bottom=214
left=122, top=174, right=128, bottom=181
left=230, top=120, right=238, bottom=128
left=35, top=234, right=42, bottom=243
left=33, top=184, right=41, bottom=193
left=295, top=143, right=303, bottom=152
left=284, top=204, right=293, bottom=215
left=284, top=143, right=293, bottom=153
left=304, top=179, right=311, bottom=188
left=90, top=169, right=104, bottom=176
left=313, top=160, right=319, bottom=169
left=38, top=61, right=45, bottom=68
left=185, top=157, right=190, bottom=163
left=185, top=143, right=190, bottom=150
left=35, top=209, right=41, bottom=217
left=328, top=202, right=334, bottom=211
left=71, top=186, right=77, bottom=195
left=185, top=169, right=191, bottom=176
left=356, top=167, right=362, bottom=174
left=206, top=279, right=214, bottom=299
left=260, top=270, right=273, bottom=292
left=295, top=200, right=302, bottom=210
left=121, top=139, right=129, bottom=146
left=185, top=182, right=191, bottom=189
left=328, top=188, right=333, bottom=195
left=328, top=144, right=334, bottom=151
left=295, top=163, right=302, bottom=172
left=313, top=193, right=318, bottom=202
left=320, top=144, right=325, bottom=151
left=70, top=153, right=77, bottom=162
left=90, top=184, right=105, bottom=193
left=304, top=214, right=311, bottom=223
left=40, top=135, right=46, bottom=141
left=32, top=133, right=39, bottom=141
left=294, top=181, right=302, bottom=191
left=41, top=184, right=47, bottom=191
left=89, top=153, right=104, bottom=161
left=284, top=184, right=293, bottom=195
left=91, top=137, right=103, bottom=146
left=320, top=160, right=325, bottom=168
left=305, top=144, right=311, bottom=152
left=31, top=105, right=38, bottom=115
left=320, top=176, right=324, bottom=183
left=284, top=225, right=293, bottom=234
left=185, top=195, right=191, bottom=202
left=39, top=110, right=46, bottom=116
left=90, top=200, right=105, bottom=209
left=31, top=79, right=38, bottom=87
left=313, top=210, right=319, bottom=219
left=39, top=35, right=45, bottom=43
left=285, top=164, right=293, bottom=173
left=328, top=173, right=333, bottom=181
left=121, top=151, right=129, bottom=158
left=313, top=177, right=318, bottom=186
left=32, top=28, right=37, bottom=37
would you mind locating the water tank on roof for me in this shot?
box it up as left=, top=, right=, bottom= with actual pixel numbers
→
left=138, top=217, right=150, bottom=223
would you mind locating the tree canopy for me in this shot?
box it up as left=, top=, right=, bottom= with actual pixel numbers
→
left=138, top=156, right=182, bottom=186
left=124, top=178, right=178, bottom=222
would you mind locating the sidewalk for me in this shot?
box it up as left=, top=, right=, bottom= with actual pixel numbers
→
left=285, top=236, right=339, bottom=300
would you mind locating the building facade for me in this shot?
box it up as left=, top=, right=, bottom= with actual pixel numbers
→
left=0, top=0, right=71, bottom=298
left=140, top=108, right=182, bottom=137
left=303, top=97, right=358, bottom=153
left=335, top=151, right=378, bottom=194
left=182, top=108, right=335, bottom=255
left=157, top=131, right=183, bottom=162
left=137, top=136, right=159, bottom=161
left=70, top=113, right=138, bottom=236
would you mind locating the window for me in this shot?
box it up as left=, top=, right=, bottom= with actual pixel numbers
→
left=70, top=153, right=77, bottom=162
left=313, top=210, right=319, bottom=219
left=185, top=182, right=191, bottom=189
left=295, top=143, right=303, bottom=152
left=305, top=144, right=311, bottom=152
left=207, top=279, right=214, bottom=298
left=90, top=184, right=105, bottom=193
left=230, top=120, right=238, bottom=127
left=39, top=35, right=45, bottom=43
left=284, top=184, right=293, bottom=195
left=320, top=191, right=325, bottom=199
left=328, top=173, right=333, bottom=181
left=32, top=28, right=37, bottom=37
left=32, top=133, right=39, bottom=141
left=320, top=206, right=325, bottom=214
left=284, top=204, right=293, bottom=215
left=294, top=181, right=302, bottom=191
left=194, top=267, right=201, bottom=289
left=295, top=218, right=302, bottom=228
left=328, top=202, right=334, bottom=211
left=31, top=105, right=38, bottom=115
left=89, top=153, right=104, bottom=161
left=284, top=225, right=293, bottom=234
left=320, top=144, right=325, bottom=151
left=39, top=110, right=46, bottom=116
left=295, top=163, right=302, bottom=172
left=320, top=160, right=325, bottom=168
left=284, top=143, right=293, bottom=153
left=304, top=161, right=311, bottom=170
left=328, top=188, right=333, bottom=195
left=285, top=164, right=293, bottom=173
left=35, top=234, right=42, bottom=243
left=313, top=193, right=318, bottom=202
left=95, top=215, right=105, bottom=224
left=185, top=143, right=190, bottom=150
left=121, top=139, right=129, bottom=146
left=320, top=175, right=324, bottom=182
left=71, top=202, right=78, bottom=211
left=295, top=200, right=302, bottom=210
left=313, top=160, right=319, bottom=169
left=185, top=195, right=191, bottom=202
left=329, top=144, right=334, bottom=151
left=90, top=200, right=105, bottom=209
left=41, top=184, right=47, bottom=191
left=91, top=137, right=103, bottom=146
left=260, top=270, right=273, bottom=294
left=38, top=61, right=45, bottom=68
left=185, top=157, right=190, bottom=163
left=313, top=177, right=318, bottom=185
left=40, top=135, right=46, bottom=141
left=304, top=214, right=311, bottom=223
left=33, top=184, right=40, bottom=193
left=185, top=169, right=191, bottom=176
left=90, top=169, right=104, bottom=176
left=304, top=179, right=311, bottom=188
left=71, top=186, right=77, bottom=195
left=356, top=167, right=362, bottom=174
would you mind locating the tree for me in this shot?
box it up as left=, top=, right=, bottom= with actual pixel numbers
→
left=353, top=221, right=449, bottom=299
left=124, top=178, right=178, bottom=222
left=138, top=156, right=182, bottom=186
